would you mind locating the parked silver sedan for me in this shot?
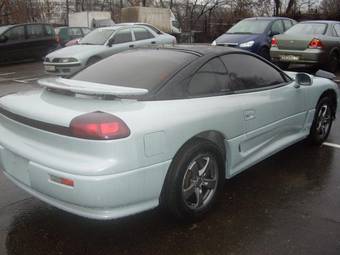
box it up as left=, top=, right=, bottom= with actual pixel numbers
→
left=44, top=24, right=176, bottom=76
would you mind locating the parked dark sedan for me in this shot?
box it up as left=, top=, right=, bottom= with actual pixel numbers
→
left=212, top=17, right=296, bottom=59
left=0, top=23, right=58, bottom=63
left=271, top=20, right=340, bottom=72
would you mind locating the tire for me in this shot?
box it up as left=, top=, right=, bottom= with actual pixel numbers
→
left=308, top=97, right=334, bottom=145
left=160, top=138, right=225, bottom=221
left=259, top=47, right=270, bottom=60
left=276, top=62, right=290, bottom=70
left=326, top=53, right=339, bottom=73
left=86, top=56, right=101, bottom=66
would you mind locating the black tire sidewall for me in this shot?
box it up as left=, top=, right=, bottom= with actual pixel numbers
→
left=161, top=139, right=225, bottom=221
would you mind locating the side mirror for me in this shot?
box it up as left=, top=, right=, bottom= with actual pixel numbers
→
left=295, top=73, right=312, bottom=87
left=0, top=35, right=8, bottom=43
left=107, top=38, right=114, bottom=47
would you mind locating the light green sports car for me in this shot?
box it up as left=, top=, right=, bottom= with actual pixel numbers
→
left=0, top=46, right=338, bottom=221
left=270, top=20, right=340, bottom=72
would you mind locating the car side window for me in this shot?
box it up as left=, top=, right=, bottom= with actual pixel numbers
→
left=187, top=58, right=230, bottom=97
left=133, top=27, right=154, bottom=41
left=221, top=54, right=285, bottom=91
left=271, top=20, right=284, bottom=34
left=334, top=24, right=340, bottom=37
left=113, top=29, right=132, bottom=44
left=4, top=26, right=25, bottom=42
left=44, top=25, right=54, bottom=36
left=68, top=28, right=82, bottom=38
left=283, top=20, right=293, bottom=31
left=27, top=24, right=45, bottom=39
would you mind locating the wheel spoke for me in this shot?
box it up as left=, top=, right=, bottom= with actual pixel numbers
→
left=203, top=178, right=217, bottom=189
left=194, top=187, right=203, bottom=208
left=198, top=156, right=210, bottom=176
left=183, top=184, right=196, bottom=200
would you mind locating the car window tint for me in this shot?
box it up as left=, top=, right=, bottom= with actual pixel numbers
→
left=221, top=54, right=285, bottom=91
left=283, top=20, right=293, bottom=31
left=45, top=25, right=54, bottom=36
left=286, top=23, right=327, bottom=35
left=187, top=58, right=229, bottom=96
left=27, top=24, right=45, bottom=39
left=142, top=24, right=162, bottom=34
left=334, top=24, right=340, bottom=37
left=114, top=29, right=132, bottom=44
left=271, top=20, right=284, bottom=34
left=72, top=49, right=197, bottom=91
left=133, top=27, right=154, bottom=40
left=4, top=26, right=25, bottom=41
left=68, top=28, right=82, bottom=37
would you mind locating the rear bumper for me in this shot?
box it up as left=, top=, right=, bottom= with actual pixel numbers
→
left=270, top=48, right=327, bottom=65
left=1, top=145, right=171, bottom=220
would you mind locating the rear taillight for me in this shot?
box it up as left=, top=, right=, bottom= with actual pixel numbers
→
left=70, top=112, right=130, bottom=140
left=271, top=37, right=278, bottom=47
left=308, top=38, right=323, bottom=49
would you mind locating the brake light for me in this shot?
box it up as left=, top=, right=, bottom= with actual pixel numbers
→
left=309, top=38, right=323, bottom=49
left=271, top=37, right=278, bottom=47
left=70, top=112, right=130, bottom=140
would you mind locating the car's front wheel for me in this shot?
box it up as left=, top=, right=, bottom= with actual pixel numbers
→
left=161, top=138, right=225, bottom=221
left=308, top=97, right=334, bottom=145
left=327, top=53, right=339, bottom=73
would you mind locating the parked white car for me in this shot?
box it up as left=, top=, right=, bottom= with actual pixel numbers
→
left=44, top=24, right=176, bottom=76
left=1, top=46, right=338, bottom=221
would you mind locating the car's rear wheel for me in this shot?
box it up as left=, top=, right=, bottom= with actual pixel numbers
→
left=161, top=138, right=225, bottom=221
left=327, top=53, right=339, bottom=73
left=308, top=97, right=334, bottom=145
left=276, top=62, right=290, bottom=70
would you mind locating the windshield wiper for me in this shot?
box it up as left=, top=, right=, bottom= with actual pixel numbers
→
left=79, top=42, right=96, bottom=45
left=229, top=32, right=253, bottom=34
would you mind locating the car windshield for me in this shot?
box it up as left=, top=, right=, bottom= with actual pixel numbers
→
left=79, top=28, right=115, bottom=45
left=285, top=23, right=327, bottom=35
left=71, top=49, right=198, bottom=91
left=0, top=25, right=11, bottom=35
left=227, top=19, right=271, bottom=34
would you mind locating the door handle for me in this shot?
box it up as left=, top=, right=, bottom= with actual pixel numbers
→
left=129, top=44, right=134, bottom=48
left=151, top=41, right=156, bottom=44
left=244, top=110, right=256, bottom=121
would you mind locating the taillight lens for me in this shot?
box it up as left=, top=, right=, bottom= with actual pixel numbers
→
left=309, top=38, right=323, bottom=49
left=70, top=112, right=130, bottom=140
left=271, top=37, right=278, bottom=47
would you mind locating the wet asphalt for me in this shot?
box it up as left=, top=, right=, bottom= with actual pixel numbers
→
left=0, top=62, right=340, bottom=255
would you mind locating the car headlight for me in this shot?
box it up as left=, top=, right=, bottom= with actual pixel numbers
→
left=60, top=58, right=78, bottom=63
left=211, top=40, right=217, bottom=46
left=239, top=41, right=255, bottom=48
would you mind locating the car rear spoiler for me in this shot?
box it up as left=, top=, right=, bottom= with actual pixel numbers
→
left=38, top=78, right=149, bottom=97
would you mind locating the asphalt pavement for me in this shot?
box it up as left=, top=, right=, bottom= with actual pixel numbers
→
left=0, top=61, right=340, bottom=255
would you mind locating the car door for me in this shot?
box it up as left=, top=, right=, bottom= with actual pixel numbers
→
left=0, top=25, right=26, bottom=62
left=221, top=53, right=307, bottom=175
left=131, top=27, right=157, bottom=47
left=26, top=24, right=48, bottom=59
left=104, top=28, right=133, bottom=57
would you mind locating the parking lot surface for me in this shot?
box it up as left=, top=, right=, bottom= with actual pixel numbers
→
left=0, top=61, right=340, bottom=255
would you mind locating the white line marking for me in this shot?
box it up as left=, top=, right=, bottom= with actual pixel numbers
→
left=323, top=142, right=340, bottom=149
left=14, top=77, right=40, bottom=83
left=0, top=72, right=16, bottom=76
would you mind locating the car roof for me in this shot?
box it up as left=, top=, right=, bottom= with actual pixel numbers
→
left=245, top=16, right=292, bottom=21
left=300, top=20, right=340, bottom=24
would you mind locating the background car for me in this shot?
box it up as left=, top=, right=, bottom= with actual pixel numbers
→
left=0, top=23, right=57, bottom=63
left=0, top=46, right=338, bottom=221
left=44, top=24, right=177, bottom=76
left=65, top=38, right=81, bottom=47
left=212, top=17, right=296, bottom=59
left=270, top=20, right=340, bottom=72
left=55, top=26, right=91, bottom=47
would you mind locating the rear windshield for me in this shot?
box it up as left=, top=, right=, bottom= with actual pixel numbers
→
left=72, top=49, right=197, bottom=91
left=285, top=23, right=327, bottom=35
left=227, top=19, right=271, bottom=34
left=80, top=28, right=115, bottom=45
